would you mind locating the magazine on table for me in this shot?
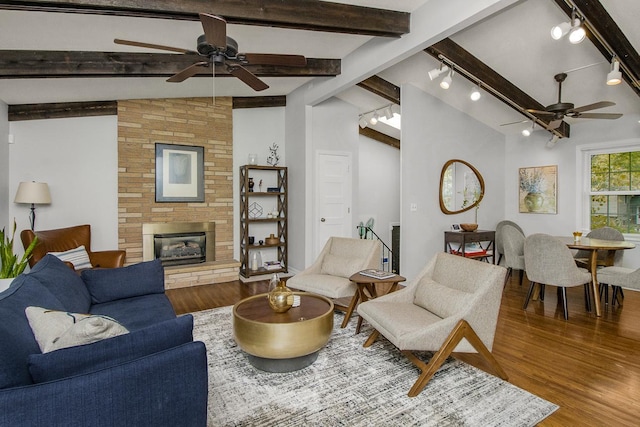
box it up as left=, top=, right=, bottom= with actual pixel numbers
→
left=359, top=269, right=396, bottom=280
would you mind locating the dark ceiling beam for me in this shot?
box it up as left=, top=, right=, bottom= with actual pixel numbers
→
left=359, top=127, right=400, bottom=149
left=8, top=100, right=116, bottom=121
left=0, top=0, right=410, bottom=37
left=0, top=51, right=340, bottom=78
left=232, top=96, right=286, bottom=109
left=424, top=38, right=570, bottom=138
left=553, top=0, right=640, bottom=98
left=357, top=76, right=400, bottom=105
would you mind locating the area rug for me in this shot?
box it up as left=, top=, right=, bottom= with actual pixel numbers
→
left=191, top=307, right=558, bottom=426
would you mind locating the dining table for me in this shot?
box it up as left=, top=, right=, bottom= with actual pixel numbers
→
left=557, top=236, right=636, bottom=317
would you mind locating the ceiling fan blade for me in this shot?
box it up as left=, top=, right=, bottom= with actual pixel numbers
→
left=525, top=108, right=555, bottom=117
left=199, top=13, right=227, bottom=50
left=167, top=62, right=209, bottom=82
left=227, top=65, right=269, bottom=91
left=240, top=53, right=307, bottom=67
left=114, top=38, right=196, bottom=55
left=570, top=101, right=616, bottom=113
left=571, top=112, right=623, bottom=120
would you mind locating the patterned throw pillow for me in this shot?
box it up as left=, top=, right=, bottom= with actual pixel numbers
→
left=25, top=306, right=129, bottom=353
left=48, top=245, right=93, bottom=270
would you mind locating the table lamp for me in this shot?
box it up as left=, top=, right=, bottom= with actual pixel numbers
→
left=14, top=181, right=51, bottom=230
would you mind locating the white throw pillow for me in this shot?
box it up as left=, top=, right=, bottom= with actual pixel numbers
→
left=413, top=277, right=473, bottom=319
left=25, top=306, right=129, bottom=353
left=49, top=245, right=93, bottom=270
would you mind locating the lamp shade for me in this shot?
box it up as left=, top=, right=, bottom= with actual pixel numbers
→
left=14, top=182, right=51, bottom=205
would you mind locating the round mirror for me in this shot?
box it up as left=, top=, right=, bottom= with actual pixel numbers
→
left=439, top=159, right=485, bottom=215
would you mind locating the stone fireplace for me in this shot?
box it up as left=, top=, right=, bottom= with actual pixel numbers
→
left=142, top=222, right=215, bottom=266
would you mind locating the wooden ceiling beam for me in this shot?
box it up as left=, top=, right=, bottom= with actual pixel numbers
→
left=232, top=96, right=286, bottom=109
left=424, top=38, right=570, bottom=139
left=359, top=127, right=400, bottom=149
left=357, top=76, right=400, bottom=105
left=8, top=100, right=116, bottom=121
left=0, top=0, right=409, bottom=37
left=553, top=0, right=640, bottom=98
left=0, top=51, right=340, bottom=78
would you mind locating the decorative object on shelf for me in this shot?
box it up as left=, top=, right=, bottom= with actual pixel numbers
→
left=460, top=223, right=478, bottom=232
left=14, top=181, right=52, bottom=231
left=250, top=251, right=263, bottom=271
left=265, top=234, right=279, bottom=245
left=248, top=236, right=255, bottom=245
left=248, top=202, right=263, bottom=219
left=259, top=240, right=264, bottom=245
left=518, top=165, right=557, bottom=214
left=259, top=179, right=263, bottom=192
left=248, top=177, right=255, bottom=192
left=248, top=153, right=258, bottom=165
left=155, top=143, right=204, bottom=203
left=264, top=261, right=282, bottom=270
left=266, top=142, right=280, bottom=166
left=267, top=273, right=280, bottom=293
left=267, top=280, right=294, bottom=313
left=267, top=187, right=280, bottom=192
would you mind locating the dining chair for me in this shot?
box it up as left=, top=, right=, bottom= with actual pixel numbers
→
left=495, top=220, right=524, bottom=266
left=523, top=234, right=592, bottom=320
left=502, top=224, right=526, bottom=287
left=597, top=266, right=640, bottom=307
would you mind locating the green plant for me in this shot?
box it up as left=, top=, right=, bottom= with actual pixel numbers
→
left=0, top=219, right=38, bottom=279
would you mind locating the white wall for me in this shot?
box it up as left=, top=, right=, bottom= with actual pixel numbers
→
left=0, top=102, right=9, bottom=230
left=505, top=114, right=640, bottom=268
left=358, top=134, right=400, bottom=247
left=8, top=116, right=118, bottom=253
left=401, top=84, right=506, bottom=280
left=232, top=106, right=286, bottom=262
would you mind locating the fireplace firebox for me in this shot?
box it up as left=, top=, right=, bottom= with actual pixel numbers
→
left=142, top=222, right=215, bottom=266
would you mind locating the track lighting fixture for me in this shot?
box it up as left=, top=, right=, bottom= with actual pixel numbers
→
left=470, top=85, right=481, bottom=101
left=358, top=115, right=368, bottom=129
left=607, top=58, right=622, bottom=85
left=359, top=104, right=398, bottom=129
left=369, top=112, right=379, bottom=125
left=522, top=121, right=535, bottom=137
left=440, top=69, right=453, bottom=89
left=383, top=106, right=394, bottom=120
left=428, top=63, right=449, bottom=81
left=551, top=8, right=585, bottom=44
left=546, top=134, right=560, bottom=148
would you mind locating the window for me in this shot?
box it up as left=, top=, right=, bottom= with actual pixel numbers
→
left=588, top=150, right=640, bottom=235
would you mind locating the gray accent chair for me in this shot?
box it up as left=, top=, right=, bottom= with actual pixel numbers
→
left=597, top=266, right=640, bottom=307
left=287, top=237, right=380, bottom=328
left=523, top=234, right=592, bottom=320
left=502, top=224, right=526, bottom=286
left=495, top=220, right=524, bottom=266
left=357, top=252, right=508, bottom=397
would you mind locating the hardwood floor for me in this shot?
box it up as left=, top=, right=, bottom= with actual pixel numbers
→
left=166, top=274, right=640, bottom=426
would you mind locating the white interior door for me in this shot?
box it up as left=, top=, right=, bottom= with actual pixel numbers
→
left=315, top=152, right=353, bottom=258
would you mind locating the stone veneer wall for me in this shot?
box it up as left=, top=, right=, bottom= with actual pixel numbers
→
left=117, top=97, right=238, bottom=288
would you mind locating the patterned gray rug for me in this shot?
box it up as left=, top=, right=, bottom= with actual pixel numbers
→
left=191, top=306, right=558, bottom=426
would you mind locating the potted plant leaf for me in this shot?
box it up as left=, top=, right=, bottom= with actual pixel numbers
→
left=0, top=219, right=38, bottom=291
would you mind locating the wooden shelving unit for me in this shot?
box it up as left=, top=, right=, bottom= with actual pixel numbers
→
left=239, top=165, right=288, bottom=278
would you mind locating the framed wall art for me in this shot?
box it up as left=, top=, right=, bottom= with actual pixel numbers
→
left=518, top=165, right=557, bottom=214
left=155, top=143, right=204, bottom=202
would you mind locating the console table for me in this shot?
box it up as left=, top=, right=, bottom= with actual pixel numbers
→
left=444, top=230, right=496, bottom=264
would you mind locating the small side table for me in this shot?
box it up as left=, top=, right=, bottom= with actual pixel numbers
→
left=444, top=230, right=496, bottom=264
left=344, top=271, right=406, bottom=334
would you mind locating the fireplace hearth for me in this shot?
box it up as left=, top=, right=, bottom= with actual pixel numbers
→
left=143, top=222, right=215, bottom=266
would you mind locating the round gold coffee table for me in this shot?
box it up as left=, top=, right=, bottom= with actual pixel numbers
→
left=233, top=292, right=333, bottom=372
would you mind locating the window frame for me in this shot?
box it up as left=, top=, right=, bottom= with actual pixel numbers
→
left=578, top=139, right=640, bottom=241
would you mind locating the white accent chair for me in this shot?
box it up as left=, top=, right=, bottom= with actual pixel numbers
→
left=286, top=237, right=381, bottom=328
left=357, top=252, right=508, bottom=397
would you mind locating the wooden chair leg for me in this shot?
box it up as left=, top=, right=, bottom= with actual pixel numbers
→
left=363, top=329, right=380, bottom=348
left=341, top=291, right=360, bottom=328
left=403, top=320, right=507, bottom=397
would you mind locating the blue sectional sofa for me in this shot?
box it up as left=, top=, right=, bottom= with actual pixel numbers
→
left=0, top=255, right=208, bottom=427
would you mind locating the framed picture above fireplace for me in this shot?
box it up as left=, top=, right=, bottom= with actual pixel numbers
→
left=155, top=143, right=204, bottom=202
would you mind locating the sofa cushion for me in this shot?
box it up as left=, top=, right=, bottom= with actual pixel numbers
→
left=90, top=293, right=176, bottom=331
left=0, top=276, right=65, bottom=389
left=25, top=306, right=129, bottom=353
left=28, top=314, right=193, bottom=383
left=81, top=259, right=164, bottom=304
left=27, top=254, right=92, bottom=313
left=48, top=245, right=93, bottom=270
left=320, top=253, right=362, bottom=279
left=413, top=277, right=474, bottom=319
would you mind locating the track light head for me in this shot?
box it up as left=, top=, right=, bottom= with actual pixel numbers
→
left=358, top=115, right=368, bottom=128
left=369, top=112, right=379, bottom=125
left=607, top=59, right=622, bottom=85
left=428, top=64, right=449, bottom=81
left=550, top=21, right=571, bottom=40
left=383, top=106, right=394, bottom=120
left=546, top=134, right=560, bottom=148
left=470, top=85, right=481, bottom=101
left=440, top=70, right=453, bottom=89
left=522, top=128, right=531, bottom=137
left=568, top=18, right=586, bottom=44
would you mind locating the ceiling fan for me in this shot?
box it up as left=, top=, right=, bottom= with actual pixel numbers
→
left=526, top=72, right=623, bottom=129
left=114, top=13, right=307, bottom=91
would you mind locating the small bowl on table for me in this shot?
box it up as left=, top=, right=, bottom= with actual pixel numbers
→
left=460, top=223, right=478, bottom=232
